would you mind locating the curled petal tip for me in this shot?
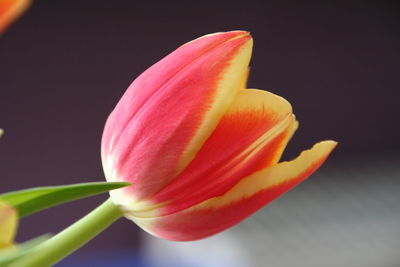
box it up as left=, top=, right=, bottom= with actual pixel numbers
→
left=195, top=30, right=251, bottom=40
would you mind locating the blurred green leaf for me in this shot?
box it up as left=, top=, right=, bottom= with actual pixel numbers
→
left=0, top=182, right=130, bottom=217
left=0, top=234, right=51, bottom=265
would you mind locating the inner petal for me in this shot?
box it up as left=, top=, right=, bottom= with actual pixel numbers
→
left=150, top=89, right=297, bottom=215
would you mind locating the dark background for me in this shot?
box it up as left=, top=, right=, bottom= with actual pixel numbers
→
left=0, top=0, right=399, bottom=265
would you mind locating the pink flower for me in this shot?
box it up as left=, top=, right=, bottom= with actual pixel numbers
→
left=102, top=31, right=336, bottom=241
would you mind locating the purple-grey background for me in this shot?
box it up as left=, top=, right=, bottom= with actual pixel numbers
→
left=0, top=0, right=399, bottom=264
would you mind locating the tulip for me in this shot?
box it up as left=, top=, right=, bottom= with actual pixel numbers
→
left=102, top=31, right=336, bottom=241
left=0, top=0, right=31, bottom=35
left=0, top=201, right=17, bottom=249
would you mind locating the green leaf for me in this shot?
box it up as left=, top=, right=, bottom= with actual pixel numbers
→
left=0, top=234, right=51, bottom=266
left=0, top=182, right=130, bottom=218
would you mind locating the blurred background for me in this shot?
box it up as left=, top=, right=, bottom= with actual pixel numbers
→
left=0, top=0, right=399, bottom=266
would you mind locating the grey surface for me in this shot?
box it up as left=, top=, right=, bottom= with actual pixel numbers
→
left=142, top=155, right=400, bottom=267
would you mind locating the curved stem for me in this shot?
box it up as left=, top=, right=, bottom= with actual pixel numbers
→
left=11, top=198, right=123, bottom=267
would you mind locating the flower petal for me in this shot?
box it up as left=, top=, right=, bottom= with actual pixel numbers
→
left=149, top=89, right=298, bottom=215
left=128, top=141, right=337, bottom=241
left=0, top=0, right=31, bottom=35
left=0, top=201, right=17, bottom=249
left=103, top=31, right=253, bottom=203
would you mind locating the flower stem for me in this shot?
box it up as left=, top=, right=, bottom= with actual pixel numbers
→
left=11, top=198, right=123, bottom=267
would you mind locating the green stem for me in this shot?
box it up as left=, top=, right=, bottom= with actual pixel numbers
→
left=11, top=198, right=123, bottom=267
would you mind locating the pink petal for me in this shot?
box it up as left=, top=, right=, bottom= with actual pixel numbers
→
left=103, top=31, right=253, bottom=203
left=129, top=141, right=337, bottom=241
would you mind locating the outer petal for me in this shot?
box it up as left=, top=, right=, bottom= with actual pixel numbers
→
left=0, top=201, right=17, bottom=249
left=0, top=0, right=31, bottom=35
left=148, top=89, right=298, bottom=215
left=128, top=141, right=337, bottom=241
left=103, top=31, right=252, bottom=203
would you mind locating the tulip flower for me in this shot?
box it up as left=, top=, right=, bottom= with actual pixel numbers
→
left=0, top=201, right=17, bottom=250
left=0, top=0, right=31, bottom=35
left=101, top=31, right=336, bottom=241
left=8, top=31, right=336, bottom=267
